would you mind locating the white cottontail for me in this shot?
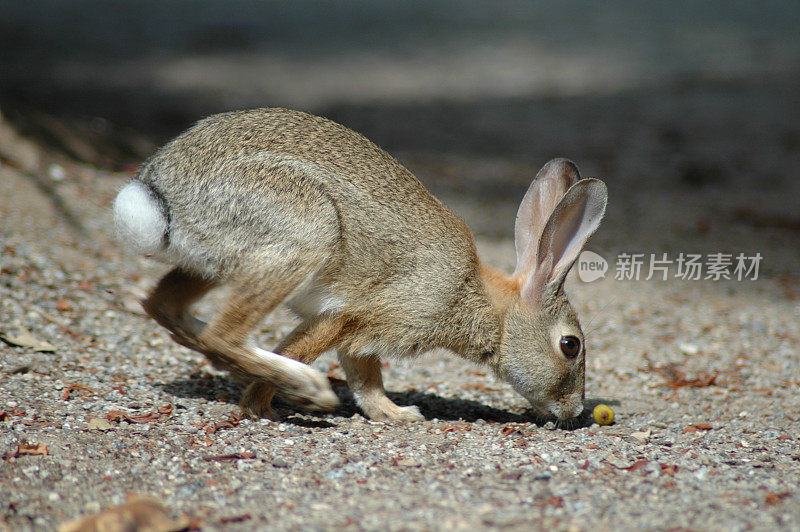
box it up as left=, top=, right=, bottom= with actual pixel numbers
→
left=114, top=108, right=607, bottom=422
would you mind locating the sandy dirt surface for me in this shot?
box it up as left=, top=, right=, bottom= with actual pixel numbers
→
left=1, top=76, right=800, bottom=530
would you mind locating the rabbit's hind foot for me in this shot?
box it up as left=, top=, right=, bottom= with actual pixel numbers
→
left=240, top=381, right=279, bottom=420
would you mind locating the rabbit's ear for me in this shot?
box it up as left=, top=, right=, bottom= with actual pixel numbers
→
left=514, top=159, right=581, bottom=279
left=520, top=178, right=607, bottom=308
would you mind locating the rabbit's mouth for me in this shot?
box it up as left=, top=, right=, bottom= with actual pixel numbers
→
left=523, top=395, right=583, bottom=421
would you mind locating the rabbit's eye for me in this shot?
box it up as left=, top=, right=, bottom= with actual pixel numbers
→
left=559, top=336, right=581, bottom=359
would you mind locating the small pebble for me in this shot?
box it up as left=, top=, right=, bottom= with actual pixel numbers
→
left=272, top=457, right=290, bottom=468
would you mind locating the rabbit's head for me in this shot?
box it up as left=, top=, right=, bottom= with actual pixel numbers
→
left=490, top=159, right=607, bottom=421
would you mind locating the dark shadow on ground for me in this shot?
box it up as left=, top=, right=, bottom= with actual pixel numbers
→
left=160, top=373, right=602, bottom=430
left=159, top=372, right=242, bottom=405
left=323, top=378, right=536, bottom=424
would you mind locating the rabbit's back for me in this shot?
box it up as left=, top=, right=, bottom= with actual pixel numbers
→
left=144, top=108, right=438, bottom=207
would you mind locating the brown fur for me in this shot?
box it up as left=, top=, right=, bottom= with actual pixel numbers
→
left=115, top=108, right=607, bottom=421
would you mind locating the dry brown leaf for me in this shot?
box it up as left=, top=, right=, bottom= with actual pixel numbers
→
left=107, top=411, right=152, bottom=424
left=440, top=424, right=471, bottom=433
left=499, top=423, right=534, bottom=437
left=501, top=425, right=519, bottom=436
left=644, top=353, right=720, bottom=390
left=106, top=405, right=173, bottom=424
left=62, top=383, right=96, bottom=400
left=661, top=368, right=718, bottom=389
left=202, top=411, right=243, bottom=435
left=684, top=422, right=714, bottom=434
left=0, top=326, right=56, bottom=352
left=58, top=494, right=196, bottom=532
left=621, top=460, right=651, bottom=472
left=17, top=441, right=48, bottom=456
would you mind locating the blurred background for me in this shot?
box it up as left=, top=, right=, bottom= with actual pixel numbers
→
left=2, top=5, right=799, bottom=528
left=1, top=0, right=798, bottom=278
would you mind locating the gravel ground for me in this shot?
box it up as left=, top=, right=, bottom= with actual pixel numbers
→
left=1, top=79, right=800, bottom=531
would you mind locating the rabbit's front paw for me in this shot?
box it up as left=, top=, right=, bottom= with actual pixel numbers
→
left=360, top=397, right=424, bottom=422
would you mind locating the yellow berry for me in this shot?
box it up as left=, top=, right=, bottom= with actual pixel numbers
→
left=593, top=404, right=615, bottom=425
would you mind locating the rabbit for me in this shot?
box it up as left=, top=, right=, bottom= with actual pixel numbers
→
left=113, top=107, right=607, bottom=422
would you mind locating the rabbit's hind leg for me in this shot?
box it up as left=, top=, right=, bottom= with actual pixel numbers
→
left=240, top=314, right=346, bottom=419
left=193, top=271, right=338, bottom=412
left=142, top=267, right=218, bottom=352
left=338, top=353, right=424, bottom=422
